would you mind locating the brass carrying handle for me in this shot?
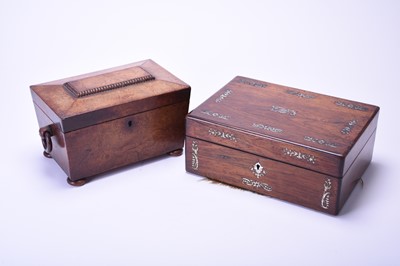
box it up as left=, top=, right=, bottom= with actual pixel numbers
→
left=39, top=126, right=53, bottom=158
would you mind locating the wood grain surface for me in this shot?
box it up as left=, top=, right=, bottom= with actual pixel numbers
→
left=185, top=76, right=379, bottom=214
left=30, top=60, right=191, bottom=184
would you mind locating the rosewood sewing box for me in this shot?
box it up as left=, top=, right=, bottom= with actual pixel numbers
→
left=31, top=59, right=190, bottom=186
left=185, top=76, right=379, bottom=215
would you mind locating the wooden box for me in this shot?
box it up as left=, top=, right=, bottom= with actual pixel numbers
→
left=185, top=76, right=379, bottom=215
left=31, top=59, right=190, bottom=186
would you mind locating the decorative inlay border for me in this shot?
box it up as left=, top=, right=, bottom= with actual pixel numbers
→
left=201, top=110, right=230, bottom=120
left=215, top=89, right=233, bottom=103
left=286, top=90, right=315, bottom=99
left=282, top=148, right=316, bottom=164
left=341, top=120, right=357, bottom=135
left=321, top=178, right=332, bottom=209
left=271, top=106, right=297, bottom=116
left=237, top=78, right=267, bottom=88
left=335, top=101, right=368, bottom=111
left=208, top=128, right=238, bottom=142
left=242, top=178, right=272, bottom=191
left=304, top=136, right=338, bottom=148
left=252, top=123, right=283, bottom=133
left=191, top=141, right=199, bottom=170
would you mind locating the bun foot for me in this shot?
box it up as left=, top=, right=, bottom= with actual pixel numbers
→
left=67, top=177, right=87, bottom=186
left=168, top=148, right=183, bottom=157
left=43, top=151, right=52, bottom=158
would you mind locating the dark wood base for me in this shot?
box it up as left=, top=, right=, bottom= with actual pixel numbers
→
left=185, top=136, right=340, bottom=215
left=67, top=177, right=87, bottom=186
left=168, top=148, right=183, bottom=157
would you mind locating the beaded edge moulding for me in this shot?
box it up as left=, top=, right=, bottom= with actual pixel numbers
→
left=63, top=66, right=155, bottom=98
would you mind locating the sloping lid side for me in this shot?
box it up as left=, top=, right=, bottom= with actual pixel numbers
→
left=30, top=59, right=190, bottom=132
left=186, top=76, right=379, bottom=177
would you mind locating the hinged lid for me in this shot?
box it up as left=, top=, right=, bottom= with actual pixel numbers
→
left=30, top=59, right=190, bottom=132
left=186, top=76, right=379, bottom=177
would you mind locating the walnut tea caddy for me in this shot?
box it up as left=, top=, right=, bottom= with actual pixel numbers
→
left=185, top=76, right=379, bottom=215
left=31, top=59, right=191, bottom=186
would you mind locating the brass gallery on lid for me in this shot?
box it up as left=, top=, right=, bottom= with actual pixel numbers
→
left=185, top=76, right=379, bottom=215
left=30, top=59, right=191, bottom=186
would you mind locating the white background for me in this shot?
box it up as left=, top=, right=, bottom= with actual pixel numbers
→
left=1, top=1, right=399, bottom=265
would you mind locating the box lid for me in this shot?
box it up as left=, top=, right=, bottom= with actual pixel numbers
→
left=186, top=76, right=379, bottom=178
left=31, top=59, right=190, bottom=132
